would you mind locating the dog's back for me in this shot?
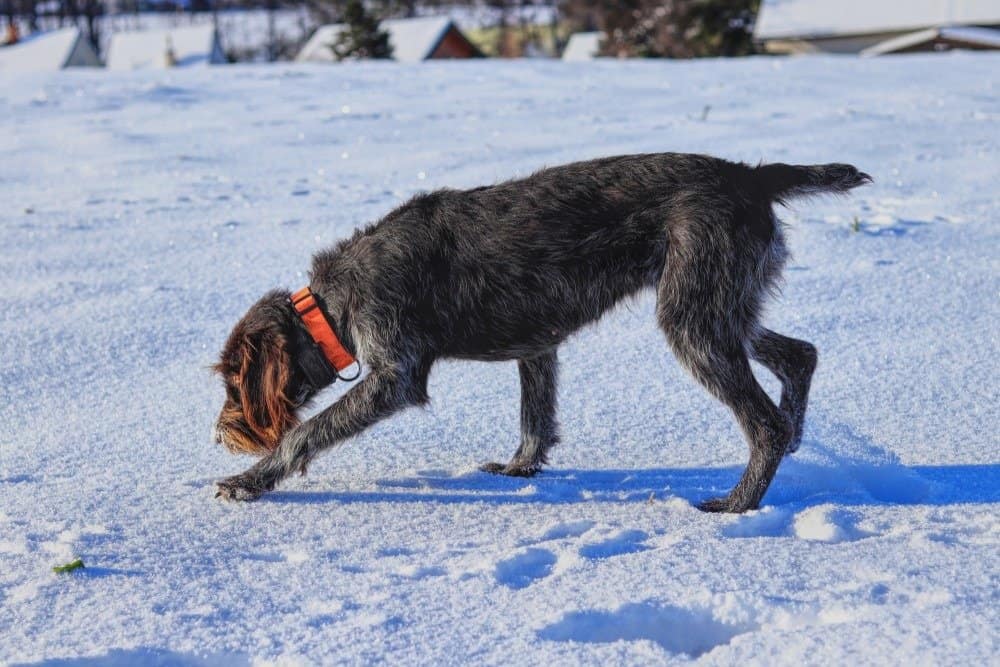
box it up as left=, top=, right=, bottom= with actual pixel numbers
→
left=326, top=153, right=867, bottom=362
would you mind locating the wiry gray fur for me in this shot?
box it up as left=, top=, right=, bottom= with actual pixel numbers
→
left=215, top=152, right=870, bottom=512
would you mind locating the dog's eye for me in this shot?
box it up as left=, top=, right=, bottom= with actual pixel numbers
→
left=227, top=386, right=240, bottom=403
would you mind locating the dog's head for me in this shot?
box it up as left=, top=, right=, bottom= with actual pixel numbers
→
left=212, top=290, right=300, bottom=455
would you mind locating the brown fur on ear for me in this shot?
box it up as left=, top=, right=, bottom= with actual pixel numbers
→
left=215, top=329, right=299, bottom=456
left=236, top=332, right=298, bottom=453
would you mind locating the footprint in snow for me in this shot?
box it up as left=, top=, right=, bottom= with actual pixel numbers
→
left=578, top=529, right=650, bottom=560
left=494, top=547, right=558, bottom=589
left=490, top=525, right=650, bottom=590
left=519, top=520, right=596, bottom=546
left=538, top=601, right=750, bottom=657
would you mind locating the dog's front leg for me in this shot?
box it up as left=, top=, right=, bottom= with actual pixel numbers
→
left=481, top=350, right=560, bottom=477
left=216, top=369, right=413, bottom=501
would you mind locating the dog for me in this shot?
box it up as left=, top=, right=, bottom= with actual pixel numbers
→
left=212, top=152, right=870, bottom=512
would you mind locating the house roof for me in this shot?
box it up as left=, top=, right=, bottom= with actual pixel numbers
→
left=861, top=25, right=1000, bottom=55
left=106, top=24, right=224, bottom=70
left=0, top=27, right=97, bottom=72
left=561, top=32, right=602, bottom=61
left=297, top=16, right=464, bottom=63
left=754, top=0, right=1000, bottom=40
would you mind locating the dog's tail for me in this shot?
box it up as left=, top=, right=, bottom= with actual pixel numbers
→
left=755, top=162, right=872, bottom=205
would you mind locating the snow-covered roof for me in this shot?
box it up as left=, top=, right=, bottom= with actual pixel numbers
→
left=755, top=0, right=1000, bottom=40
left=0, top=27, right=98, bottom=72
left=561, top=32, right=603, bottom=61
left=99, top=9, right=312, bottom=60
left=106, top=24, right=225, bottom=70
left=861, top=25, right=1000, bottom=55
left=297, top=16, right=460, bottom=63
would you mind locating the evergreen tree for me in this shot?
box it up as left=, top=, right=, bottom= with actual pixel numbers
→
left=329, top=0, right=393, bottom=61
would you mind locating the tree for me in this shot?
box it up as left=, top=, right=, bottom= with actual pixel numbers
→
left=561, top=0, right=760, bottom=58
left=329, top=0, right=393, bottom=61
left=82, top=0, right=101, bottom=52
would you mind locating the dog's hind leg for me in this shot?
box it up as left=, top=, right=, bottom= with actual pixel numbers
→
left=657, top=223, right=792, bottom=513
left=666, top=331, right=792, bottom=513
left=216, top=363, right=429, bottom=501
left=750, top=329, right=817, bottom=454
left=481, top=350, right=559, bottom=477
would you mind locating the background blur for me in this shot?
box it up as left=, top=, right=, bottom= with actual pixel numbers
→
left=2, top=0, right=999, bottom=69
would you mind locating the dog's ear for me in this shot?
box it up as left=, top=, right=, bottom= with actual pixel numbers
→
left=238, top=330, right=294, bottom=451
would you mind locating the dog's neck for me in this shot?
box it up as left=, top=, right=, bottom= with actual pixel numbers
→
left=310, top=285, right=358, bottom=362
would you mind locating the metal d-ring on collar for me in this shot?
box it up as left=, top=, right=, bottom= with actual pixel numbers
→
left=335, top=359, right=362, bottom=382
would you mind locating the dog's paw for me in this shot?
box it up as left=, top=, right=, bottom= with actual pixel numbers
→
left=479, top=461, right=541, bottom=478
left=697, top=496, right=756, bottom=514
left=215, top=474, right=265, bottom=502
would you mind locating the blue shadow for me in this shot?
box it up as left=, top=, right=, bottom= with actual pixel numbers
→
left=261, top=462, right=999, bottom=509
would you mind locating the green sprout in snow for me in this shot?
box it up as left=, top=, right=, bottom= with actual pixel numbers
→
left=52, top=558, right=85, bottom=574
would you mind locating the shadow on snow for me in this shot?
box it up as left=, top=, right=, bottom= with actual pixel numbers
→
left=259, top=419, right=997, bottom=510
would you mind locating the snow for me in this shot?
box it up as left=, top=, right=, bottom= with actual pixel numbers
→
left=106, top=25, right=224, bottom=70
left=1, top=53, right=999, bottom=665
left=0, top=27, right=97, bottom=72
left=861, top=25, right=1000, bottom=56
left=562, top=32, right=603, bottom=61
left=298, top=17, right=457, bottom=63
left=754, top=0, right=1000, bottom=39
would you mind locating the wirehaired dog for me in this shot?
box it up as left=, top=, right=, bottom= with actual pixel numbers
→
left=213, top=152, right=870, bottom=512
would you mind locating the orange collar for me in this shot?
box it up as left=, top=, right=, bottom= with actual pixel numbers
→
left=290, top=287, right=356, bottom=373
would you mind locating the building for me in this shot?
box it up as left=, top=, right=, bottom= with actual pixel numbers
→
left=106, top=25, right=226, bottom=70
left=754, top=0, right=1000, bottom=55
left=297, top=16, right=481, bottom=63
left=860, top=25, right=1000, bottom=56
left=98, top=9, right=313, bottom=63
left=561, top=31, right=603, bottom=61
left=0, top=27, right=100, bottom=72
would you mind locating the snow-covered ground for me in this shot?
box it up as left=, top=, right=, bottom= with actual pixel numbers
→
left=1, top=54, right=998, bottom=665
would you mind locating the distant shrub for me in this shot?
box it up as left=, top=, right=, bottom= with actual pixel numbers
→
left=329, top=0, right=394, bottom=61
left=563, top=0, right=760, bottom=58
